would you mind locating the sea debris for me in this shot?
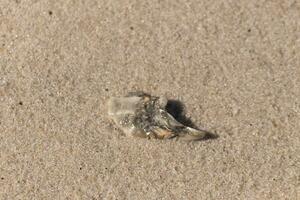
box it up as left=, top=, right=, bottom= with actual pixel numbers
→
left=107, top=92, right=209, bottom=141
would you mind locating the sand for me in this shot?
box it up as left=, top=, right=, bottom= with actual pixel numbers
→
left=0, top=0, right=299, bottom=199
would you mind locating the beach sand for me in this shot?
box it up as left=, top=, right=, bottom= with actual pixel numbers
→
left=0, top=0, right=299, bottom=199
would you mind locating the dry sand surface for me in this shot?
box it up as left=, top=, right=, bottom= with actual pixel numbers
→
left=1, top=0, right=300, bottom=199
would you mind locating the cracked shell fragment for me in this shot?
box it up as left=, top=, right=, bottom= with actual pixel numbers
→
left=107, top=92, right=208, bottom=141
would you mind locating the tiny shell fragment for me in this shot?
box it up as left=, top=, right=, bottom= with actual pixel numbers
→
left=107, top=92, right=209, bottom=141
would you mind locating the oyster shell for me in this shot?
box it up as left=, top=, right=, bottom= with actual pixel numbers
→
left=107, top=92, right=209, bottom=141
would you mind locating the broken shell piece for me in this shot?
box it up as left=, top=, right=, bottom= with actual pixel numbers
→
left=107, top=92, right=208, bottom=141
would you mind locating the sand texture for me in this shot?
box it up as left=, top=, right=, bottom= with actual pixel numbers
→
left=0, top=0, right=300, bottom=199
